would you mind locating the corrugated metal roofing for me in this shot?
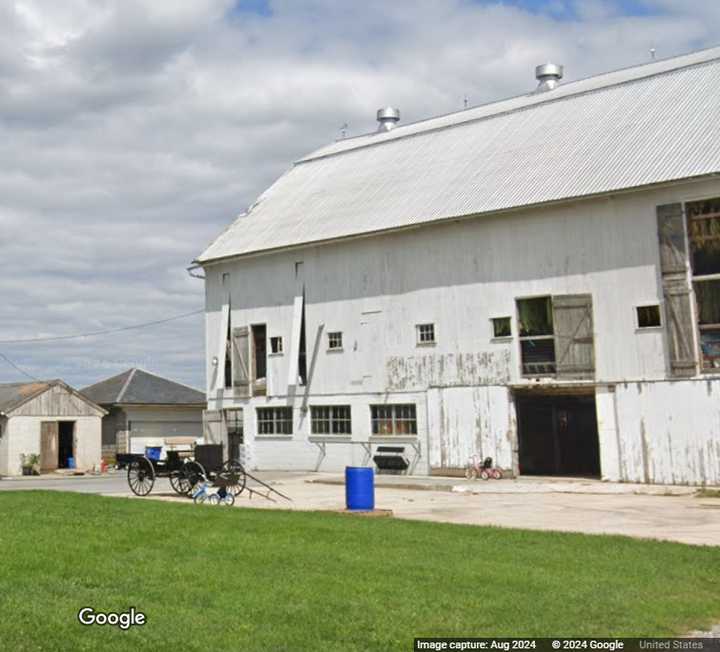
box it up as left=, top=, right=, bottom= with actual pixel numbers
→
left=81, top=369, right=206, bottom=406
left=197, top=46, right=720, bottom=264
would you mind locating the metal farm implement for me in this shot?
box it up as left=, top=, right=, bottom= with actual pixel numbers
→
left=121, top=443, right=291, bottom=503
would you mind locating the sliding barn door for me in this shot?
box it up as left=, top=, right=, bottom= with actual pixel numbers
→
left=40, top=421, right=59, bottom=472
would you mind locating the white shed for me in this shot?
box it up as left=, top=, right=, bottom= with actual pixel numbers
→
left=0, top=380, right=106, bottom=476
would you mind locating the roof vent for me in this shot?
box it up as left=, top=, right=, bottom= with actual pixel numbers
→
left=376, top=107, right=400, bottom=132
left=535, top=63, right=563, bottom=92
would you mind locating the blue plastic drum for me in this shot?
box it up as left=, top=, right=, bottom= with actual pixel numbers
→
left=345, top=466, right=375, bottom=511
left=145, top=446, right=162, bottom=461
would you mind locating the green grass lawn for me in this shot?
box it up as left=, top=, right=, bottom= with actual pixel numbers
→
left=0, top=492, right=718, bottom=651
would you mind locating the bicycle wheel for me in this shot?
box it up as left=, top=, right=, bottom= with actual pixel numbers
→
left=224, top=492, right=235, bottom=507
left=492, top=468, right=503, bottom=480
left=208, top=494, right=220, bottom=505
left=193, top=493, right=207, bottom=505
left=479, top=469, right=490, bottom=481
left=465, top=466, right=477, bottom=480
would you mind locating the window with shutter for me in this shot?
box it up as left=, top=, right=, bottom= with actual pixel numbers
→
left=656, top=202, right=697, bottom=377
left=685, top=197, right=720, bottom=371
left=231, top=326, right=250, bottom=395
left=552, top=294, right=595, bottom=379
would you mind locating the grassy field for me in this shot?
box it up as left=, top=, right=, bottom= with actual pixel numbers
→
left=0, top=491, right=718, bottom=651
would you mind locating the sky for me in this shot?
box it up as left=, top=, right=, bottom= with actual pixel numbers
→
left=1, top=0, right=718, bottom=391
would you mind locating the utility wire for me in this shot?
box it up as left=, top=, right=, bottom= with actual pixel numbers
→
left=0, top=309, right=204, bottom=345
left=0, top=351, right=39, bottom=381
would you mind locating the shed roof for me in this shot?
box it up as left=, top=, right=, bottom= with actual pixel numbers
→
left=0, top=380, right=106, bottom=417
left=81, top=369, right=206, bottom=407
left=197, top=46, right=720, bottom=264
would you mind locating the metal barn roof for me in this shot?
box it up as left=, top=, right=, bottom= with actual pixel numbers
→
left=197, top=46, right=720, bottom=264
left=81, top=369, right=206, bottom=406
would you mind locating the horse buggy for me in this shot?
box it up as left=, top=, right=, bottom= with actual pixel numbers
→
left=117, top=437, right=289, bottom=503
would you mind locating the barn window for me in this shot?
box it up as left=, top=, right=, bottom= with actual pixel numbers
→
left=687, top=198, right=720, bottom=370
left=636, top=305, right=662, bottom=329
left=416, top=323, right=435, bottom=345
left=221, top=272, right=230, bottom=286
left=327, top=331, right=343, bottom=350
left=311, top=406, right=351, bottom=435
left=491, top=317, right=512, bottom=338
left=517, top=295, right=595, bottom=378
left=517, top=297, right=555, bottom=375
left=695, top=280, right=720, bottom=369
left=270, top=336, right=283, bottom=354
left=370, top=405, right=417, bottom=436
left=256, top=407, right=293, bottom=435
left=224, top=409, right=243, bottom=437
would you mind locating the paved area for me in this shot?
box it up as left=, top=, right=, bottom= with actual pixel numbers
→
left=2, top=471, right=718, bottom=546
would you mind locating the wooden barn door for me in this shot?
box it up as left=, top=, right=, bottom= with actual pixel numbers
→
left=40, top=421, right=59, bottom=472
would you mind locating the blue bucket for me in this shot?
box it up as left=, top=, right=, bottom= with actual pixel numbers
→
left=145, top=446, right=162, bottom=461
left=345, top=467, right=374, bottom=511
left=67, top=457, right=76, bottom=469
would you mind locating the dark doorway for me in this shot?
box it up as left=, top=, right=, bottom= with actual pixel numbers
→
left=58, top=421, right=75, bottom=469
left=225, top=408, right=244, bottom=462
left=252, top=324, right=267, bottom=380
left=516, top=393, right=600, bottom=477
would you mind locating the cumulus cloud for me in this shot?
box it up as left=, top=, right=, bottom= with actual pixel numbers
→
left=0, top=0, right=716, bottom=388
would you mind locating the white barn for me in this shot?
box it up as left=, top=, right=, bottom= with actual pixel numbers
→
left=194, top=47, right=720, bottom=486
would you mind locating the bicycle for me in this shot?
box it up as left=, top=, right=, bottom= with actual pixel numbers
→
left=465, top=455, right=503, bottom=481
left=191, top=474, right=236, bottom=506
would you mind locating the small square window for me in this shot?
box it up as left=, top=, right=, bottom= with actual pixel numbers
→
left=328, top=331, right=343, bottom=350
left=636, top=305, right=662, bottom=329
left=416, top=323, right=435, bottom=344
left=270, top=336, right=283, bottom=354
left=492, top=317, right=512, bottom=338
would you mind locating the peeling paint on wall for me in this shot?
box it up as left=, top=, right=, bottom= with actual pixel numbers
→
left=427, top=385, right=513, bottom=471
left=610, top=379, right=720, bottom=485
left=386, top=350, right=511, bottom=391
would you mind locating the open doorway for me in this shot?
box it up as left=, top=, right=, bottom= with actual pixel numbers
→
left=58, top=421, right=75, bottom=469
left=515, top=391, right=600, bottom=477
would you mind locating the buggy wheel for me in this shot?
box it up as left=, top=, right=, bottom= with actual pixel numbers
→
left=465, top=466, right=477, bottom=481
left=219, top=459, right=247, bottom=497
left=183, top=460, right=206, bottom=492
left=169, top=469, right=192, bottom=496
left=127, top=457, right=155, bottom=496
left=492, top=468, right=503, bottom=480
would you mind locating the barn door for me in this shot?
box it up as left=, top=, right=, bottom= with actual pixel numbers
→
left=656, top=203, right=697, bottom=377
left=553, top=294, right=595, bottom=379
left=40, top=421, right=59, bottom=472
left=231, top=326, right=250, bottom=396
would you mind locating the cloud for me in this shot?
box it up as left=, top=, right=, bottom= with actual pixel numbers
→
left=0, top=0, right=716, bottom=389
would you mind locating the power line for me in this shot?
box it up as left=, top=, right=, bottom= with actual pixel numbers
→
left=0, top=351, right=39, bottom=381
left=0, top=309, right=204, bottom=345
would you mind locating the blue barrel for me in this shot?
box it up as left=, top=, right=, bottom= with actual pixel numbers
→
left=145, top=446, right=162, bottom=461
left=345, top=467, right=374, bottom=511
